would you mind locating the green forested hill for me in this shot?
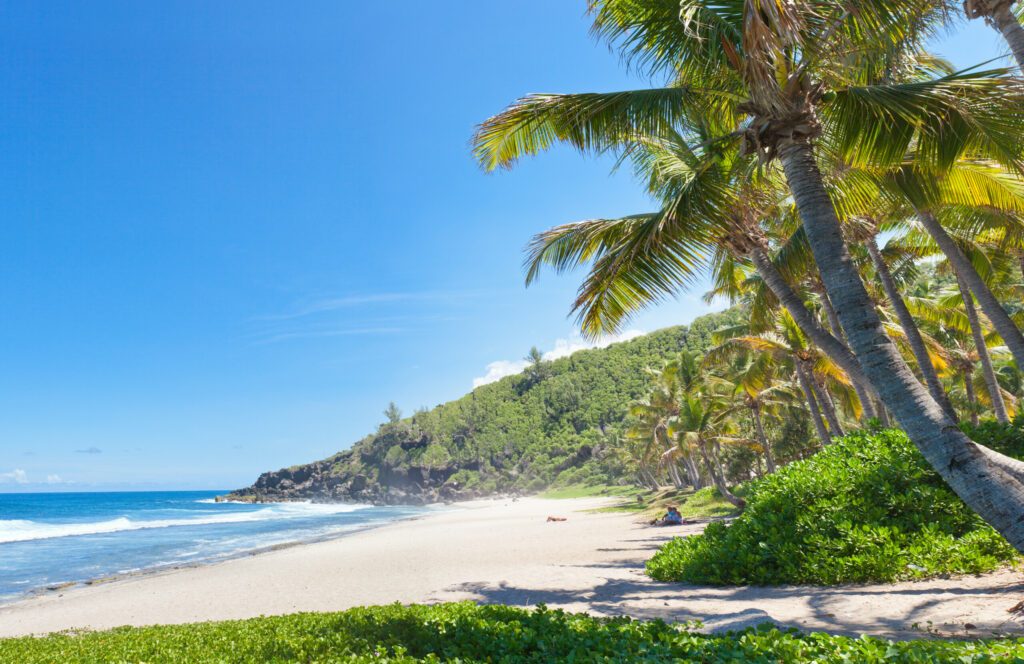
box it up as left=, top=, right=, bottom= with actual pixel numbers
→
left=226, top=307, right=746, bottom=504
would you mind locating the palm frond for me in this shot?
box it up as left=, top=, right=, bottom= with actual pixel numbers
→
left=473, top=88, right=704, bottom=171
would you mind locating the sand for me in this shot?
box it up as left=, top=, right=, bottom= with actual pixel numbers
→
left=1, top=496, right=1022, bottom=640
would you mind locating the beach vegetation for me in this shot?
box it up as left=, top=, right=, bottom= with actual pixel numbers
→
left=646, top=428, right=1020, bottom=585
left=3, top=602, right=1023, bottom=663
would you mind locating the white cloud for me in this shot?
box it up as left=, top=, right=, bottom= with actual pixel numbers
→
left=472, top=330, right=646, bottom=388
left=0, top=469, right=29, bottom=484
left=46, top=474, right=63, bottom=484
left=472, top=359, right=531, bottom=388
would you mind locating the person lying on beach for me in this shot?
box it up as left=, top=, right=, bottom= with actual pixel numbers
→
left=651, top=506, right=684, bottom=527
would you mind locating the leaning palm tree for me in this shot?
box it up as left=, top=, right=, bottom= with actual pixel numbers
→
left=886, top=188, right=1024, bottom=422
left=881, top=161, right=1024, bottom=374
left=520, top=126, right=881, bottom=421
left=472, top=1, right=1024, bottom=550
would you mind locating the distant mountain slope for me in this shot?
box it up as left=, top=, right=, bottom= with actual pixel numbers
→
left=224, top=307, right=745, bottom=504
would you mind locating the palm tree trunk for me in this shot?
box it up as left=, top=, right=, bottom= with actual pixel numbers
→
left=990, top=2, right=1024, bottom=70
left=697, top=441, right=744, bottom=508
left=779, top=139, right=1024, bottom=553
left=917, top=211, right=1024, bottom=373
left=819, top=284, right=843, bottom=339
left=682, top=454, right=703, bottom=490
left=866, top=235, right=958, bottom=420
left=666, top=461, right=685, bottom=489
left=957, top=273, right=1010, bottom=423
left=817, top=286, right=880, bottom=422
left=876, top=401, right=891, bottom=427
left=964, top=367, right=981, bottom=427
left=750, top=246, right=877, bottom=420
left=638, top=465, right=658, bottom=490
left=749, top=247, right=874, bottom=399
left=712, top=439, right=733, bottom=483
left=751, top=404, right=777, bottom=473
left=811, top=373, right=844, bottom=437
left=794, top=360, right=832, bottom=446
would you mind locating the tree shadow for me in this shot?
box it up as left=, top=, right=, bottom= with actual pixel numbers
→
left=438, top=571, right=1024, bottom=640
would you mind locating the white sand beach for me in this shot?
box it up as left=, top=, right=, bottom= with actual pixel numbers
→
left=1, top=496, right=1022, bottom=640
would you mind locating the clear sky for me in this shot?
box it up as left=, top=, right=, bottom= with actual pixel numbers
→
left=0, top=3, right=1009, bottom=491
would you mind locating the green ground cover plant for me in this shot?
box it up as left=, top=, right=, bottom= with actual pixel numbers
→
left=646, top=429, right=1020, bottom=585
left=3, top=602, right=1022, bottom=663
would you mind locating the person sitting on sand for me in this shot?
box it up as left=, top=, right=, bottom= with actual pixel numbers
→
left=653, top=506, right=684, bottom=526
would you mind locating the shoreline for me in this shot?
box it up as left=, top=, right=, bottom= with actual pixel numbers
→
left=1, top=506, right=447, bottom=608
left=1, top=496, right=1022, bottom=640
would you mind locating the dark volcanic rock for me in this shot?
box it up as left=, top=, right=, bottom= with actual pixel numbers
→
left=222, top=444, right=471, bottom=506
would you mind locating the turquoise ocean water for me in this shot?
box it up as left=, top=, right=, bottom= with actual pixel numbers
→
left=0, top=491, right=425, bottom=601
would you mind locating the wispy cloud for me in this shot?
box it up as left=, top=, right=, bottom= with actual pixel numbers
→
left=249, top=290, right=479, bottom=346
left=0, top=469, right=29, bottom=484
left=472, top=330, right=646, bottom=388
left=263, top=291, right=480, bottom=322
left=75, top=446, right=102, bottom=455
left=252, top=326, right=405, bottom=346
left=46, top=474, right=63, bottom=484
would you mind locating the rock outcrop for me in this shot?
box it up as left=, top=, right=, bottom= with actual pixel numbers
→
left=220, top=436, right=494, bottom=506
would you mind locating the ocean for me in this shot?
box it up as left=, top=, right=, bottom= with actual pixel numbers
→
left=0, top=491, right=427, bottom=602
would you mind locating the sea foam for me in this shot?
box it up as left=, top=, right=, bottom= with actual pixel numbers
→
left=0, top=501, right=371, bottom=544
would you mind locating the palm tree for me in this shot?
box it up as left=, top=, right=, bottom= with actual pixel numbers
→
left=911, top=269, right=1019, bottom=420
left=472, top=1, right=1024, bottom=550
left=956, top=272, right=1012, bottom=422
left=712, top=352, right=803, bottom=473
left=873, top=156, right=1024, bottom=370
left=885, top=184, right=1024, bottom=423
left=863, top=231, right=958, bottom=419
left=627, top=368, right=688, bottom=489
left=520, top=128, right=881, bottom=421
left=627, top=353, right=708, bottom=489
left=613, top=427, right=661, bottom=490
left=665, top=384, right=747, bottom=507
left=708, top=311, right=855, bottom=447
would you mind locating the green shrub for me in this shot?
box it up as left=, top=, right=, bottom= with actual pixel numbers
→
left=646, top=429, right=1019, bottom=585
left=962, top=416, right=1024, bottom=459
left=2, top=603, right=1022, bottom=663
left=383, top=444, right=407, bottom=468
left=417, top=444, right=452, bottom=470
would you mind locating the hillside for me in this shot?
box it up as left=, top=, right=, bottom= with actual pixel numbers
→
left=224, top=308, right=745, bottom=505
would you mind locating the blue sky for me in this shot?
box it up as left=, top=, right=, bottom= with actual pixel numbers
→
left=0, top=3, right=1009, bottom=491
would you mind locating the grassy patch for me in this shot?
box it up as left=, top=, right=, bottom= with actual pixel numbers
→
left=2, top=603, right=1022, bottom=663
left=677, top=486, right=746, bottom=519
left=538, top=484, right=642, bottom=499
left=647, top=429, right=1020, bottom=586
